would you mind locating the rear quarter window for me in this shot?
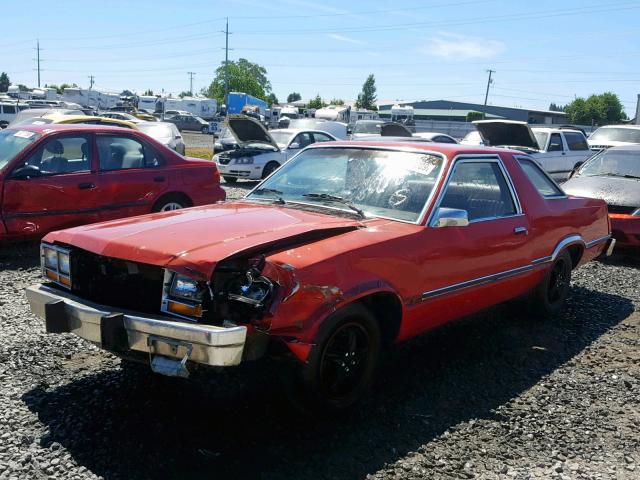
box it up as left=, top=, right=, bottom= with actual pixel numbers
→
left=564, top=132, right=589, bottom=151
left=517, top=157, right=565, bottom=198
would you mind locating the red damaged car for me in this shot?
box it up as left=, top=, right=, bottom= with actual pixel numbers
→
left=0, top=124, right=225, bottom=242
left=27, top=142, right=614, bottom=410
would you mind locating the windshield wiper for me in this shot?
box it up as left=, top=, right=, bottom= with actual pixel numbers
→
left=600, top=173, right=640, bottom=180
left=302, top=193, right=366, bottom=218
left=251, top=188, right=285, bottom=204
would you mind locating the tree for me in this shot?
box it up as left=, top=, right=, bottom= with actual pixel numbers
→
left=203, top=58, right=272, bottom=105
left=179, top=91, right=192, bottom=98
left=564, top=92, right=626, bottom=126
left=307, top=94, right=326, bottom=110
left=267, top=92, right=279, bottom=106
left=0, top=72, right=9, bottom=92
left=143, top=89, right=154, bottom=96
left=287, top=92, right=301, bottom=103
left=548, top=102, right=564, bottom=112
left=330, top=98, right=345, bottom=105
left=355, top=74, right=377, bottom=110
left=466, top=111, right=485, bottom=122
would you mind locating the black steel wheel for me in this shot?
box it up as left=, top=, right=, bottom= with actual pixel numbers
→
left=262, top=161, right=280, bottom=179
left=297, top=304, right=380, bottom=412
left=533, top=249, right=573, bottom=316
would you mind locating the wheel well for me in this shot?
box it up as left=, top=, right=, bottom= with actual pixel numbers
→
left=357, top=292, right=402, bottom=346
left=566, top=244, right=584, bottom=268
left=153, top=192, right=193, bottom=210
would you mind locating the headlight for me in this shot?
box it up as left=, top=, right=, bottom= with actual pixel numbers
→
left=234, top=156, right=254, bottom=165
left=632, top=208, right=640, bottom=216
left=170, top=274, right=205, bottom=301
left=41, top=244, right=71, bottom=288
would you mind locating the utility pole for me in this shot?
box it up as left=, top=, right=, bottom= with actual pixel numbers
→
left=187, top=72, right=195, bottom=96
left=224, top=17, right=230, bottom=108
left=36, top=40, right=41, bottom=87
left=88, top=75, right=95, bottom=90
left=484, top=69, right=495, bottom=106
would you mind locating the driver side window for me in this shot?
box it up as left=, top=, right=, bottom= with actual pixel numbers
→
left=20, top=135, right=92, bottom=175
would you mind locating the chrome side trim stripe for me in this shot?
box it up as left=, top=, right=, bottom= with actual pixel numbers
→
left=585, top=235, right=610, bottom=249
left=421, top=264, right=534, bottom=300
left=421, top=233, right=610, bottom=301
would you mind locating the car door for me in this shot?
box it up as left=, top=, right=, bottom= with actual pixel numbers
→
left=541, top=132, right=569, bottom=181
left=406, top=155, right=535, bottom=336
left=94, top=133, right=169, bottom=221
left=562, top=132, right=591, bottom=172
left=2, top=133, right=101, bottom=236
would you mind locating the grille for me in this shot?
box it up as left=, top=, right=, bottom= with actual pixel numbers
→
left=608, top=205, right=636, bottom=214
left=69, top=249, right=165, bottom=314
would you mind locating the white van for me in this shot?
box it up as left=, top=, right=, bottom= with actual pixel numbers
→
left=0, top=102, right=29, bottom=127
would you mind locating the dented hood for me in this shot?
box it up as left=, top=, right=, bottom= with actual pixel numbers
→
left=473, top=120, right=540, bottom=150
left=43, top=202, right=363, bottom=280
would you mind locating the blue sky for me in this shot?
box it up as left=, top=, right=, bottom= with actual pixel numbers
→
left=3, top=0, right=640, bottom=114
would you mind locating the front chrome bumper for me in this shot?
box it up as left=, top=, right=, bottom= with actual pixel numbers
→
left=26, top=284, right=247, bottom=372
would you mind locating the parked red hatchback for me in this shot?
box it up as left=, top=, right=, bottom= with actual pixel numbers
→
left=0, top=124, right=225, bottom=242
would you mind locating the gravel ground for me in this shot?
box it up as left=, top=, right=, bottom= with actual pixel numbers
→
left=0, top=207, right=638, bottom=479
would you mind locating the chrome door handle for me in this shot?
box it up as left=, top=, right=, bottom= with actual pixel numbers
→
left=514, top=226, right=528, bottom=235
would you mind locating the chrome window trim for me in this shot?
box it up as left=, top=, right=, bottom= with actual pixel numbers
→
left=246, top=145, right=448, bottom=226
left=514, top=154, right=567, bottom=199
left=41, top=243, right=72, bottom=289
left=426, top=154, right=522, bottom=227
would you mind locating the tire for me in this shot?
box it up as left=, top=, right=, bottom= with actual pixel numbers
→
left=201, top=126, right=209, bottom=134
left=532, top=250, right=572, bottom=316
left=223, top=176, right=238, bottom=183
left=296, top=304, right=381, bottom=412
left=152, top=194, right=191, bottom=212
left=262, top=161, right=280, bottom=179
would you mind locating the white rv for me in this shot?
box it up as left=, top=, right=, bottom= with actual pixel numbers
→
left=163, top=97, right=217, bottom=120
left=349, top=108, right=378, bottom=123
left=280, top=105, right=299, bottom=120
left=315, top=105, right=351, bottom=123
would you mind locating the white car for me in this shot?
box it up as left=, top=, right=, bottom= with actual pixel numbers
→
left=588, top=125, right=640, bottom=150
left=412, top=132, right=458, bottom=143
left=473, top=120, right=593, bottom=181
left=214, top=115, right=338, bottom=182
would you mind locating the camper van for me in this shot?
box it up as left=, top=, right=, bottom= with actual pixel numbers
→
left=163, top=97, right=218, bottom=120
left=390, top=104, right=415, bottom=129
left=0, top=102, right=29, bottom=127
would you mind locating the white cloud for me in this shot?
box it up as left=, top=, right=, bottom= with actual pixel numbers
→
left=423, top=33, right=505, bottom=60
left=327, top=33, right=367, bottom=45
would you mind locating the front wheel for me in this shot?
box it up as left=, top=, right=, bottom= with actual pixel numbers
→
left=262, top=162, right=280, bottom=179
left=532, top=250, right=572, bottom=316
left=297, top=304, right=381, bottom=412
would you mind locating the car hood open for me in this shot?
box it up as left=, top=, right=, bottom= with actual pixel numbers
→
left=226, top=115, right=279, bottom=150
left=473, top=120, right=540, bottom=150
left=563, top=175, right=640, bottom=208
left=43, top=202, right=363, bottom=280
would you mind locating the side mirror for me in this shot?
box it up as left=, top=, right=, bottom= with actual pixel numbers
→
left=431, top=207, right=469, bottom=228
left=289, top=142, right=300, bottom=150
left=346, top=126, right=353, bottom=135
left=10, top=165, right=42, bottom=180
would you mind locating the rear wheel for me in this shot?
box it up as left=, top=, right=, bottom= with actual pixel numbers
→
left=262, top=161, right=280, bottom=179
left=532, top=250, right=572, bottom=316
left=296, top=304, right=381, bottom=412
left=152, top=194, right=191, bottom=212
left=223, top=176, right=238, bottom=183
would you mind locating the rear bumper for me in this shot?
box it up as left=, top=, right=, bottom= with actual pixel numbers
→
left=610, top=214, right=640, bottom=248
left=26, top=284, right=247, bottom=368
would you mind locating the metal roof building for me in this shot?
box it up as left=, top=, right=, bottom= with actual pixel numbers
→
left=378, top=100, right=567, bottom=124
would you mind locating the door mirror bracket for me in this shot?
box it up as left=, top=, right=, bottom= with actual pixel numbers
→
left=10, top=165, right=42, bottom=180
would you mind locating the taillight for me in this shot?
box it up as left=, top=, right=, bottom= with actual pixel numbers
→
left=212, top=165, right=220, bottom=184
